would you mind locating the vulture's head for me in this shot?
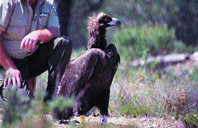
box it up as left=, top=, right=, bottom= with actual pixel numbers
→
left=88, top=12, right=121, bottom=33
left=87, top=13, right=121, bottom=50
left=97, top=12, right=121, bottom=28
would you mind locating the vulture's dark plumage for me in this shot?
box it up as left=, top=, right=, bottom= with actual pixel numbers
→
left=57, top=13, right=121, bottom=123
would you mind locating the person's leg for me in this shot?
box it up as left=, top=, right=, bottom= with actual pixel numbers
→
left=27, top=77, right=36, bottom=98
left=43, top=36, right=72, bottom=102
left=8, top=40, right=53, bottom=98
left=10, top=36, right=72, bottom=101
left=27, top=40, right=54, bottom=78
left=24, top=38, right=54, bottom=98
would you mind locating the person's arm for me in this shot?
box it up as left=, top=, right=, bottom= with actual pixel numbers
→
left=0, top=30, right=22, bottom=87
left=38, top=27, right=60, bottom=43
left=20, top=2, right=61, bottom=51
left=0, top=31, right=16, bottom=69
left=20, top=27, right=60, bottom=51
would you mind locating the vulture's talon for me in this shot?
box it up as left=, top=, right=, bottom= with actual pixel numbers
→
left=101, top=115, right=108, bottom=125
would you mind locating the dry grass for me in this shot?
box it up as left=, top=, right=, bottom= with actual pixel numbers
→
left=110, top=61, right=198, bottom=127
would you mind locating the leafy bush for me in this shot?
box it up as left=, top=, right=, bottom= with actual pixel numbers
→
left=181, top=110, right=198, bottom=128
left=113, top=25, right=188, bottom=61
left=1, top=86, right=30, bottom=127
left=49, top=96, right=74, bottom=121
left=50, top=96, right=73, bottom=112
left=103, top=0, right=198, bottom=46
left=0, top=83, right=52, bottom=128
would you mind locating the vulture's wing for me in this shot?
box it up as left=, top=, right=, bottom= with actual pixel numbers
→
left=60, top=49, right=105, bottom=96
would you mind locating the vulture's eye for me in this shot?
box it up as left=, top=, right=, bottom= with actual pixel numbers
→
left=99, top=16, right=112, bottom=24
left=104, top=17, right=111, bottom=22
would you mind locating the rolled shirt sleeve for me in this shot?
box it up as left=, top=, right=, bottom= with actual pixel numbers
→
left=47, top=4, right=60, bottom=29
left=0, top=0, right=14, bottom=31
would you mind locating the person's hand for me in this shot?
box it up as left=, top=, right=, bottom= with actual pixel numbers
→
left=20, top=31, right=40, bottom=51
left=4, top=68, right=22, bottom=88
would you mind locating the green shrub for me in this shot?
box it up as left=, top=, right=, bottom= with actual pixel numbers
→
left=49, top=96, right=73, bottom=112
left=113, top=25, right=187, bottom=61
left=118, top=105, right=151, bottom=117
left=181, top=110, right=198, bottom=128
left=1, top=86, right=30, bottom=127
left=0, top=83, right=53, bottom=128
left=49, top=96, right=74, bottom=121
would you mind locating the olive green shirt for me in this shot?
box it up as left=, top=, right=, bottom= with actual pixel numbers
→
left=0, top=0, right=60, bottom=59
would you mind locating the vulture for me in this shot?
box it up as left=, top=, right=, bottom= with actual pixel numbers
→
left=57, top=12, right=121, bottom=124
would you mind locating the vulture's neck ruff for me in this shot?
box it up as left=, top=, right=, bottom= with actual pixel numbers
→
left=87, top=13, right=121, bottom=50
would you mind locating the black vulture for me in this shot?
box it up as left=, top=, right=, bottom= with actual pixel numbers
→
left=57, top=13, right=121, bottom=124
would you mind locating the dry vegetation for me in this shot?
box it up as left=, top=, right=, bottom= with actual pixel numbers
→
left=1, top=48, right=198, bottom=127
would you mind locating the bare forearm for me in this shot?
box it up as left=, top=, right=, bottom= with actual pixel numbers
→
left=0, top=40, right=16, bottom=70
left=0, top=40, right=22, bottom=87
left=20, top=27, right=60, bottom=52
left=37, top=27, right=60, bottom=43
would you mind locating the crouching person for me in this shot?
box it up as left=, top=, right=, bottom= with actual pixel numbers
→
left=0, top=0, right=72, bottom=102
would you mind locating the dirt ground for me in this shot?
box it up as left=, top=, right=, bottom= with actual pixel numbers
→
left=48, top=115, right=184, bottom=128
left=0, top=112, right=184, bottom=128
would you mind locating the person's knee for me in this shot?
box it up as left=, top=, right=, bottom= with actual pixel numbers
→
left=58, top=35, right=73, bottom=51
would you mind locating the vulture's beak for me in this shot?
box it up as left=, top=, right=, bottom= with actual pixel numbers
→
left=108, top=18, right=121, bottom=26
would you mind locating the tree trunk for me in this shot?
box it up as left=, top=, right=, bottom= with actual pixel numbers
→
left=54, top=0, right=72, bottom=36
